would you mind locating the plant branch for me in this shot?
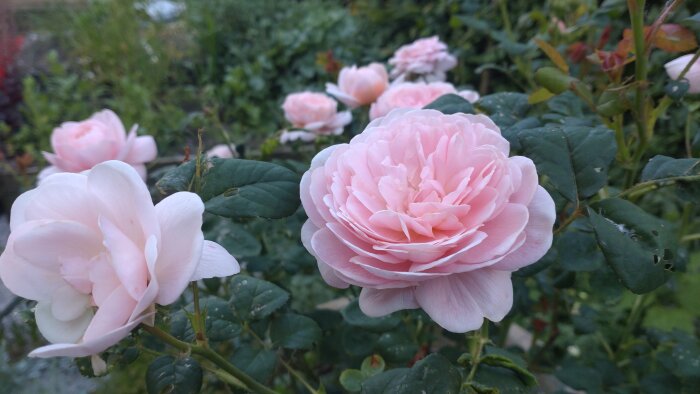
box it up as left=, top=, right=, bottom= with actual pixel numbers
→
left=142, top=325, right=277, bottom=394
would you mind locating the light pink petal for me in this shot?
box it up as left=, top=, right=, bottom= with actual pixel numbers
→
left=8, top=188, right=38, bottom=231
left=190, top=240, right=239, bottom=281
left=34, top=300, right=94, bottom=344
left=21, top=175, right=97, bottom=230
left=130, top=235, right=160, bottom=320
left=82, top=285, right=136, bottom=342
left=99, top=216, right=148, bottom=300
left=494, top=187, right=555, bottom=271
left=91, top=109, right=127, bottom=141
left=153, top=192, right=204, bottom=305
left=50, top=285, right=91, bottom=321
left=359, top=287, right=418, bottom=317
left=42, top=151, right=81, bottom=172
left=280, top=130, right=317, bottom=143
left=0, top=236, right=63, bottom=301
left=13, top=220, right=103, bottom=270
left=37, top=166, right=62, bottom=182
left=326, top=83, right=361, bottom=108
left=123, top=135, right=157, bottom=164
left=29, top=312, right=153, bottom=358
left=414, top=269, right=513, bottom=333
left=310, top=227, right=384, bottom=287
left=87, top=161, right=159, bottom=247
left=508, top=156, right=538, bottom=205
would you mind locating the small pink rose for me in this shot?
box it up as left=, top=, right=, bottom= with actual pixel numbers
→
left=665, top=54, right=700, bottom=93
left=39, top=109, right=157, bottom=181
left=389, top=36, right=457, bottom=81
left=300, top=109, right=555, bottom=333
left=0, top=161, right=239, bottom=358
left=326, top=63, right=389, bottom=108
left=281, top=92, right=352, bottom=143
left=370, top=81, right=471, bottom=120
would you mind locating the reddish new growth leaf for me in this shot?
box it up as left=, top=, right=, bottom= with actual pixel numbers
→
left=650, top=24, right=698, bottom=53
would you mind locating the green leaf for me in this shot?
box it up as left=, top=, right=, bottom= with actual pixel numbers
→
left=270, top=313, right=322, bottom=349
left=170, top=297, right=242, bottom=342
left=477, top=93, right=530, bottom=129
left=554, top=360, right=602, bottom=392
left=588, top=198, right=673, bottom=293
left=341, top=300, right=401, bottom=332
left=360, top=354, right=461, bottom=394
left=682, top=12, right=700, bottom=31
left=230, top=345, right=277, bottom=383
left=478, top=354, right=538, bottom=387
left=201, top=158, right=300, bottom=219
left=146, top=356, right=202, bottom=394
left=229, top=275, right=289, bottom=321
left=423, top=94, right=475, bottom=115
left=215, top=223, right=262, bottom=258
left=556, top=231, right=604, bottom=271
left=340, top=369, right=365, bottom=393
left=360, top=354, right=386, bottom=377
left=377, top=331, right=419, bottom=363
left=156, top=160, right=198, bottom=195
left=518, top=125, right=616, bottom=203
left=641, top=155, right=700, bottom=180
left=158, top=158, right=301, bottom=219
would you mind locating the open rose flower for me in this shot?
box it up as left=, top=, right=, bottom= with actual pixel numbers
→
left=326, top=63, right=389, bottom=108
left=39, top=109, right=157, bottom=181
left=280, top=92, right=352, bottom=143
left=389, top=36, right=457, bottom=81
left=0, top=161, right=239, bottom=360
left=369, top=82, right=479, bottom=120
left=665, top=54, right=700, bottom=94
left=300, top=109, right=555, bottom=332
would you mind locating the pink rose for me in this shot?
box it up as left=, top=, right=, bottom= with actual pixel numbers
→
left=300, top=109, right=555, bottom=332
left=370, top=82, right=471, bottom=120
left=665, top=54, right=700, bottom=93
left=39, top=109, right=157, bottom=181
left=0, top=161, right=239, bottom=359
left=326, top=63, right=389, bottom=108
left=281, top=92, right=352, bottom=142
left=389, top=36, right=457, bottom=81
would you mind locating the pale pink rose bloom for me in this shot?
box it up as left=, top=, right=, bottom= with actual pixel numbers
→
left=300, top=109, right=555, bottom=333
left=39, top=109, right=157, bottom=181
left=326, top=63, right=389, bottom=108
left=370, top=82, right=458, bottom=120
left=389, top=36, right=457, bottom=81
left=206, top=144, right=238, bottom=159
left=665, top=54, right=700, bottom=93
left=280, top=92, right=352, bottom=143
left=0, top=161, right=239, bottom=359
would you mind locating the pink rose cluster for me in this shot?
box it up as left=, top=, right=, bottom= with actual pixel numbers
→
left=389, top=36, right=458, bottom=81
left=0, top=161, right=239, bottom=362
left=39, top=109, right=157, bottom=181
left=279, top=36, right=478, bottom=143
left=300, top=109, right=555, bottom=332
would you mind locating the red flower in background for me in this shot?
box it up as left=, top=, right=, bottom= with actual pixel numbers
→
left=0, top=34, right=24, bottom=91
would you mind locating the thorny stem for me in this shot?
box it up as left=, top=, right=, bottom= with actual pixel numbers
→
left=465, top=323, right=490, bottom=383
left=142, top=325, right=277, bottom=394
left=617, top=294, right=647, bottom=358
left=616, top=174, right=700, bottom=199
left=191, top=129, right=208, bottom=347
left=244, top=323, right=318, bottom=393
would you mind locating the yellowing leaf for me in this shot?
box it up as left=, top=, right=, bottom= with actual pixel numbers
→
left=652, top=24, right=698, bottom=52
left=528, top=87, right=555, bottom=104
left=535, top=38, right=570, bottom=73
